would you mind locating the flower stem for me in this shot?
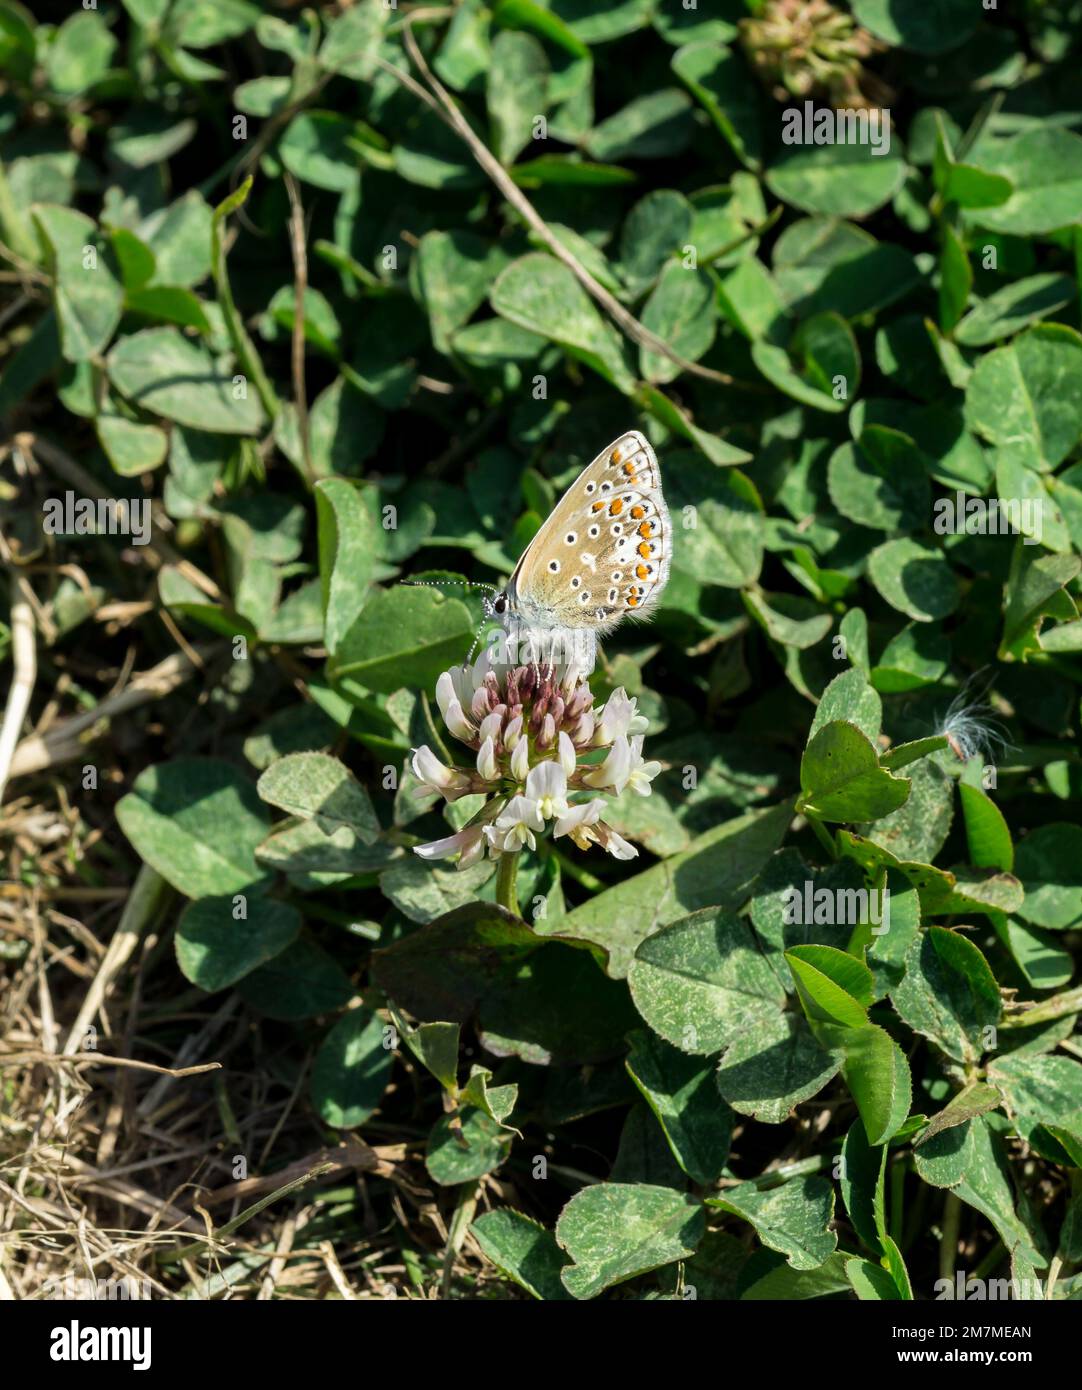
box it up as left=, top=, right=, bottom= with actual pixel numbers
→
left=999, top=983, right=1082, bottom=1030
left=805, top=811, right=838, bottom=860
left=496, top=850, right=521, bottom=918
left=939, top=1192, right=962, bottom=1282
left=548, top=844, right=605, bottom=893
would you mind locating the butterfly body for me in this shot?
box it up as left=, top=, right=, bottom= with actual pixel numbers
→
left=486, top=432, right=670, bottom=671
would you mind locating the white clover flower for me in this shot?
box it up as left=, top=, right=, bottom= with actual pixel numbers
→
left=510, top=736, right=530, bottom=781
left=411, top=660, right=659, bottom=871
left=410, top=745, right=476, bottom=801
left=476, top=735, right=499, bottom=782
left=593, top=688, right=648, bottom=745
left=595, top=823, right=638, bottom=861
left=413, top=824, right=487, bottom=867
left=582, top=735, right=633, bottom=795
left=569, top=708, right=595, bottom=745
left=552, top=802, right=637, bottom=860
left=477, top=710, right=502, bottom=747
left=524, top=761, right=570, bottom=822
left=484, top=795, right=543, bottom=853
left=435, top=671, right=475, bottom=742
left=626, top=734, right=663, bottom=796
left=554, top=799, right=603, bottom=851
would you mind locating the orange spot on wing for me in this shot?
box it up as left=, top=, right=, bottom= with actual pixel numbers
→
left=623, top=462, right=635, bottom=476
left=627, top=594, right=639, bottom=607
left=609, top=498, right=623, bottom=515
left=636, top=564, right=648, bottom=579
left=637, top=521, right=651, bottom=538
left=637, top=541, right=650, bottom=558
left=592, top=500, right=606, bottom=512
left=611, top=449, right=622, bottom=465
left=630, top=505, right=645, bottom=519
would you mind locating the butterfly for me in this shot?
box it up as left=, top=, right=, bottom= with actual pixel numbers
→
left=484, top=430, right=671, bottom=671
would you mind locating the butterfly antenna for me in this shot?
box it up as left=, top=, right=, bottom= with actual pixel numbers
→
left=401, top=580, right=501, bottom=669
left=400, top=579, right=499, bottom=597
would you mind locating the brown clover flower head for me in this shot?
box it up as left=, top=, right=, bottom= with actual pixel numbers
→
left=740, top=0, right=887, bottom=110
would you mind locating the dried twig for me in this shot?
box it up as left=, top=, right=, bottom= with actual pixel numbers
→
left=1, top=1050, right=222, bottom=1080
left=156, top=1162, right=338, bottom=1265
left=320, top=1240, right=357, bottom=1299
left=10, top=645, right=216, bottom=779
left=390, top=23, right=740, bottom=389
left=201, top=1139, right=381, bottom=1208
left=0, top=557, right=36, bottom=805
left=259, top=1209, right=302, bottom=1299
left=137, top=996, right=240, bottom=1119
left=283, top=172, right=314, bottom=485
left=62, top=865, right=170, bottom=1056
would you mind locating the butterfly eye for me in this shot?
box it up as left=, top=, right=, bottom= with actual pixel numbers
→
left=493, top=596, right=507, bottom=615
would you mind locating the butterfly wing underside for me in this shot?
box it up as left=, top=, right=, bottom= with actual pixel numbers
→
left=507, top=430, right=670, bottom=635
